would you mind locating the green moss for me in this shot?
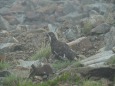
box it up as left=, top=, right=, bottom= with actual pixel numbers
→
left=19, top=80, right=36, bottom=86
left=0, top=61, right=9, bottom=70
left=82, top=80, right=102, bottom=86
left=2, top=74, right=103, bottom=86
left=43, top=71, right=81, bottom=86
left=82, top=20, right=93, bottom=35
left=31, top=45, right=51, bottom=60
left=3, top=75, right=38, bottom=86
left=52, top=61, right=71, bottom=70
left=46, top=72, right=70, bottom=86
left=52, top=60, right=82, bottom=71
left=2, top=75, right=21, bottom=86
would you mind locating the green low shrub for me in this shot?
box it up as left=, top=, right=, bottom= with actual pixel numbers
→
left=31, top=45, right=51, bottom=60
left=81, top=20, right=93, bottom=35
left=0, top=61, right=9, bottom=70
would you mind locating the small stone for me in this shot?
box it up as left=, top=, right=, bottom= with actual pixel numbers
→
left=104, top=27, right=115, bottom=50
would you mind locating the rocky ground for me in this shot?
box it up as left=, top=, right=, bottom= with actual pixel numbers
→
left=0, top=0, right=115, bottom=86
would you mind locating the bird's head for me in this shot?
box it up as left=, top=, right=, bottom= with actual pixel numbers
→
left=46, top=32, right=57, bottom=42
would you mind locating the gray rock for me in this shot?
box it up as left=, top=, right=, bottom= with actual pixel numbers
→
left=10, top=0, right=36, bottom=13
left=0, top=16, right=11, bottom=30
left=60, top=12, right=88, bottom=23
left=84, top=3, right=114, bottom=15
left=63, top=1, right=77, bottom=14
left=112, top=47, right=115, bottom=53
left=0, top=0, right=15, bottom=9
left=80, top=14, right=105, bottom=28
left=25, top=11, right=40, bottom=21
left=90, top=15, right=105, bottom=27
left=80, top=50, right=115, bottom=67
left=64, top=28, right=77, bottom=41
left=0, top=7, right=10, bottom=15
left=91, top=23, right=111, bottom=34
left=104, top=27, right=115, bottom=50
left=75, top=37, right=93, bottom=54
left=17, top=59, right=40, bottom=69
left=2, top=14, right=21, bottom=25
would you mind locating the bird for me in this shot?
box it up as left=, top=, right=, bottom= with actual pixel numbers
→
left=46, top=32, right=78, bottom=61
left=28, top=64, right=53, bottom=80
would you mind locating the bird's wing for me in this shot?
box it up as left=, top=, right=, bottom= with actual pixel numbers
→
left=55, top=41, right=70, bottom=55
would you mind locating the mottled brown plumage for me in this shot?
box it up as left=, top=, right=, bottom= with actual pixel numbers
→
left=47, top=32, right=77, bottom=61
left=28, top=64, right=53, bottom=79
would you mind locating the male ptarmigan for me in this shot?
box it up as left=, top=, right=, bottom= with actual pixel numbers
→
left=47, top=32, right=77, bottom=61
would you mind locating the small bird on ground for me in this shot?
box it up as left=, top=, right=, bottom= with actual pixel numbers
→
left=47, top=32, right=78, bottom=61
left=28, top=64, right=53, bottom=80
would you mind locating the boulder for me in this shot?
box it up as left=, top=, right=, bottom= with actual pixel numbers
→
left=112, top=47, right=115, bottom=53
left=25, top=11, right=40, bottom=21
left=0, top=0, right=15, bottom=9
left=89, top=15, right=105, bottom=27
left=0, top=7, right=11, bottom=15
left=63, top=1, right=77, bottom=14
left=10, top=0, right=35, bottom=12
left=81, top=67, right=115, bottom=81
left=84, top=3, right=114, bottom=15
left=91, top=23, right=111, bottom=35
left=10, top=0, right=25, bottom=13
left=80, top=50, right=115, bottom=67
left=74, top=37, right=93, bottom=55
left=37, top=4, right=57, bottom=15
left=63, top=27, right=79, bottom=41
left=60, top=12, right=87, bottom=23
left=104, top=27, right=115, bottom=50
left=80, top=15, right=105, bottom=34
left=16, top=59, right=40, bottom=69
